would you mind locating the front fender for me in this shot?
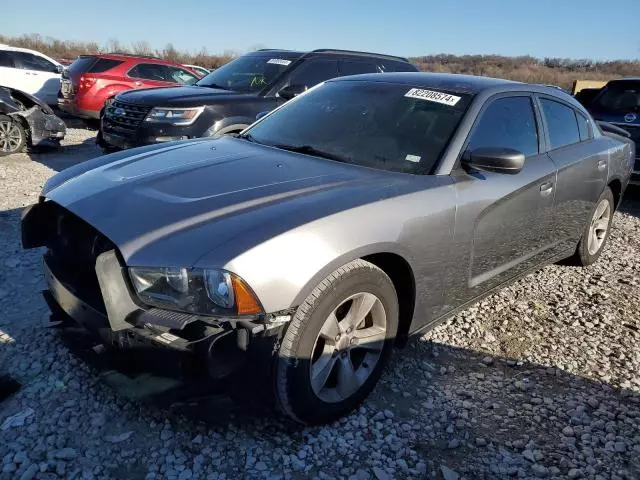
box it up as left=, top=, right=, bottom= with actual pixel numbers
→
left=223, top=228, right=415, bottom=314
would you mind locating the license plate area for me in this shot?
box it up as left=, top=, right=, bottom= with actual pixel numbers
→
left=60, top=80, right=73, bottom=97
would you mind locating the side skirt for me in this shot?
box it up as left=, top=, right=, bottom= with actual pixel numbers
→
left=407, top=247, right=576, bottom=340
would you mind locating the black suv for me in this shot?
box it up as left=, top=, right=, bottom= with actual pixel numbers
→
left=98, top=49, right=417, bottom=150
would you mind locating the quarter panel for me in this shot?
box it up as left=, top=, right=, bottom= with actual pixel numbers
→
left=548, top=140, right=608, bottom=250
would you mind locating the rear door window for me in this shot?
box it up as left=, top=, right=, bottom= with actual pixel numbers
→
left=285, top=59, right=339, bottom=88
left=576, top=112, right=591, bottom=141
left=0, top=50, right=16, bottom=68
left=14, top=52, right=58, bottom=73
left=540, top=98, right=580, bottom=149
left=339, top=61, right=378, bottom=76
left=467, top=96, right=539, bottom=156
left=128, top=63, right=169, bottom=82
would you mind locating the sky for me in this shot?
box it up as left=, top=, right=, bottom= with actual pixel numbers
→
left=4, top=0, right=640, bottom=61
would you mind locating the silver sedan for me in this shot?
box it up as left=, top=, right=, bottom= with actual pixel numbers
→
left=22, top=73, right=634, bottom=424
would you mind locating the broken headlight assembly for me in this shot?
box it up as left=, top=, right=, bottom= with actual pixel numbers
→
left=128, top=267, right=263, bottom=316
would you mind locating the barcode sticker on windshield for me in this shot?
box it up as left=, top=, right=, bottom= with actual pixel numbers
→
left=406, top=154, right=421, bottom=163
left=405, top=88, right=461, bottom=106
left=267, top=59, right=291, bottom=66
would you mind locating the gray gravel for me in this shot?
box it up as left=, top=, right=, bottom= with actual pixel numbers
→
left=1, top=127, right=639, bottom=479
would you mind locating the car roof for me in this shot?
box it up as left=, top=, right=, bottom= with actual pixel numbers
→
left=250, top=48, right=410, bottom=63
left=328, top=72, right=582, bottom=97
left=80, top=53, right=185, bottom=65
left=609, top=77, right=640, bottom=82
left=328, top=72, right=516, bottom=93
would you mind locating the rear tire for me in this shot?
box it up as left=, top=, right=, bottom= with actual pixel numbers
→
left=0, top=115, right=27, bottom=156
left=569, top=187, right=614, bottom=266
left=275, top=259, right=398, bottom=425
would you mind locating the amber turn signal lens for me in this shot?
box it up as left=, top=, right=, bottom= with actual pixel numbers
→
left=231, top=276, right=262, bottom=315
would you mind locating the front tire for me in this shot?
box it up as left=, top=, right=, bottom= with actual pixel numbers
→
left=275, top=259, right=398, bottom=425
left=570, top=187, right=614, bottom=266
left=0, top=115, right=26, bottom=156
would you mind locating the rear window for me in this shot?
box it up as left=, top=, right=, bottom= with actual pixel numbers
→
left=66, top=56, right=122, bottom=76
left=593, top=81, right=640, bottom=114
left=87, top=58, right=122, bottom=73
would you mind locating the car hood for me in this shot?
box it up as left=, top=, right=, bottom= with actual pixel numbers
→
left=43, top=137, right=414, bottom=267
left=116, top=85, right=254, bottom=107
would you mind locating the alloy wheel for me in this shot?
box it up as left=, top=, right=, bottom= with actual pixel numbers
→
left=587, top=198, right=611, bottom=255
left=310, top=292, right=387, bottom=403
left=0, top=120, right=23, bottom=153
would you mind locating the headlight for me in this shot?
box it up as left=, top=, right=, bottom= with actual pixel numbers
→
left=129, top=267, right=262, bottom=316
left=144, top=106, right=204, bottom=125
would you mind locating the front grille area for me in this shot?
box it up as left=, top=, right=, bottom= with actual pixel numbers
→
left=104, top=100, right=151, bottom=133
left=44, top=204, right=116, bottom=314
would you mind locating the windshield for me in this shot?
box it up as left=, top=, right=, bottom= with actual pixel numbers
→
left=593, top=81, right=640, bottom=114
left=196, top=55, right=298, bottom=93
left=243, top=80, right=473, bottom=174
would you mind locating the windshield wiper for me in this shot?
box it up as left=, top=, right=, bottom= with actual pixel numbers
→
left=238, top=132, right=262, bottom=144
left=272, top=144, right=349, bottom=163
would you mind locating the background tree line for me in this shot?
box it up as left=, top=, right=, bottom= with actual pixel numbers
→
left=3, top=33, right=640, bottom=89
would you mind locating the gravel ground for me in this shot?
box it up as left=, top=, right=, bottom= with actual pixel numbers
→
left=0, top=126, right=639, bottom=480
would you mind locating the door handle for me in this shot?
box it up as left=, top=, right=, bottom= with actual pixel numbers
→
left=540, top=181, right=554, bottom=197
left=597, top=160, right=607, bottom=171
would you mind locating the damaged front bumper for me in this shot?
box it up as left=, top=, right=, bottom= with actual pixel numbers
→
left=22, top=201, right=288, bottom=380
left=1, top=86, right=66, bottom=147
left=24, top=109, right=66, bottom=147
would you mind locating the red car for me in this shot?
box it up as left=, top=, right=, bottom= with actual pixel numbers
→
left=58, top=54, right=201, bottom=119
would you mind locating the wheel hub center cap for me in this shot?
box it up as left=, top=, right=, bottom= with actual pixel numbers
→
left=335, top=334, right=351, bottom=351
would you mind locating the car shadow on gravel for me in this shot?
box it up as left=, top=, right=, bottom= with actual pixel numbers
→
left=370, top=338, right=640, bottom=478
left=619, top=185, right=640, bottom=218
left=46, top=329, right=639, bottom=478
left=26, top=136, right=101, bottom=172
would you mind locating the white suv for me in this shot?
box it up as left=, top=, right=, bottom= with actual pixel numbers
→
left=0, top=44, right=63, bottom=106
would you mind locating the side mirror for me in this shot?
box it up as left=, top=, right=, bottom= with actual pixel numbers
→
left=277, top=84, right=307, bottom=101
left=464, top=147, right=525, bottom=175
left=256, top=110, right=270, bottom=121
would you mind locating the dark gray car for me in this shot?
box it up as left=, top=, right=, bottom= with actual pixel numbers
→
left=22, top=73, right=634, bottom=424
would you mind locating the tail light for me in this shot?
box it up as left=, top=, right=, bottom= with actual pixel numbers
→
left=79, top=76, right=96, bottom=90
